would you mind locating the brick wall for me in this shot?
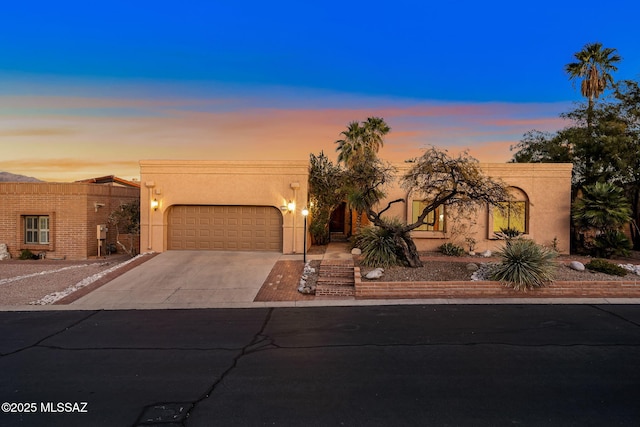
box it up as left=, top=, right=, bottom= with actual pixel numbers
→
left=353, top=267, right=640, bottom=299
left=0, top=183, right=139, bottom=260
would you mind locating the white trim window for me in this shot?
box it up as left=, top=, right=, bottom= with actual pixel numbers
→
left=25, top=216, right=50, bottom=244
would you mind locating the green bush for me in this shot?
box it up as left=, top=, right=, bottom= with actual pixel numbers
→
left=353, top=222, right=401, bottom=268
left=490, top=239, right=557, bottom=290
left=585, top=259, right=628, bottom=276
left=19, top=249, right=37, bottom=260
left=438, top=242, right=465, bottom=257
left=592, top=230, right=632, bottom=259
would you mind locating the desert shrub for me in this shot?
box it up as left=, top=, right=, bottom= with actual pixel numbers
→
left=19, top=249, right=37, bottom=260
left=309, top=219, right=330, bottom=246
left=490, top=239, right=557, bottom=290
left=353, top=221, right=402, bottom=268
left=592, top=230, right=632, bottom=259
left=585, top=259, right=628, bottom=276
left=495, top=227, right=523, bottom=240
left=439, top=242, right=465, bottom=257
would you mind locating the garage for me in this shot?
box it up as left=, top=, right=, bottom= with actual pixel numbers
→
left=168, top=205, right=282, bottom=251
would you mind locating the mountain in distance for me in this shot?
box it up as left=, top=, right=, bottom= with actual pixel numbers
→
left=0, top=171, right=44, bottom=182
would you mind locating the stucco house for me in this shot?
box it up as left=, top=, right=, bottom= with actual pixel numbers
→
left=140, top=160, right=572, bottom=255
left=0, top=176, right=140, bottom=260
left=378, top=162, right=572, bottom=254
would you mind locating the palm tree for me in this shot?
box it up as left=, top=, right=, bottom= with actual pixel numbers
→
left=565, top=42, right=621, bottom=112
left=572, top=181, right=632, bottom=256
left=335, top=117, right=390, bottom=167
left=572, top=181, right=631, bottom=232
left=335, top=121, right=363, bottom=167
left=335, top=117, right=391, bottom=234
left=362, top=116, right=390, bottom=154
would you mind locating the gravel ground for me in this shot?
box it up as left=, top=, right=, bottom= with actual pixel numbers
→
left=0, top=256, right=134, bottom=306
left=358, top=253, right=640, bottom=282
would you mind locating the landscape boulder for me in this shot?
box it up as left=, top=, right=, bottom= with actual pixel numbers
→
left=568, top=261, right=585, bottom=271
left=364, top=268, right=384, bottom=279
left=466, top=263, right=479, bottom=272
left=351, top=248, right=362, bottom=255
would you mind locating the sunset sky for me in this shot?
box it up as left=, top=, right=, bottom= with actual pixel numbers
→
left=1, top=0, right=639, bottom=182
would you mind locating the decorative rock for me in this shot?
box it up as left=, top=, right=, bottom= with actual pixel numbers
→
left=569, top=261, right=585, bottom=271
left=481, top=250, right=492, bottom=258
left=466, top=263, right=479, bottom=272
left=364, top=268, right=384, bottom=279
left=0, top=243, right=10, bottom=261
left=619, top=264, right=640, bottom=276
left=351, top=248, right=362, bottom=255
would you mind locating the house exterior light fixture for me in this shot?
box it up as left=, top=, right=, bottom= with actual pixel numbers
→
left=151, top=198, right=159, bottom=211
left=280, top=200, right=295, bottom=214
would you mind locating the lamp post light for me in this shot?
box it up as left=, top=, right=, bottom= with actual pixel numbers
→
left=301, top=207, right=309, bottom=264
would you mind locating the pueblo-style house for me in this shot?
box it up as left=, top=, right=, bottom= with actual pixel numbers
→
left=139, top=160, right=572, bottom=256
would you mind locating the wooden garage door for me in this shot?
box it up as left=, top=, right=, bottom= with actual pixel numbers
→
left=168, top=205, right=282, bottom=251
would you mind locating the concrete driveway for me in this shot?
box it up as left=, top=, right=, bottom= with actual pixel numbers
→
left=71, top=251, right=285, bottom=309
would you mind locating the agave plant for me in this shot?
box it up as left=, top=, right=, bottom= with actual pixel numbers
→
left=490, top=239, right=557, bottom=291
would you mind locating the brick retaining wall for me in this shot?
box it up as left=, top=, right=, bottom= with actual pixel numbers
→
left=354, top=267, right=640, bottom=299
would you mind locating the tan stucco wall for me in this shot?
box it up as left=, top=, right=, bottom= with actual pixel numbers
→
left=139, top=160, right=309, bottom=254
left=377, top=163, right=573, bottom=254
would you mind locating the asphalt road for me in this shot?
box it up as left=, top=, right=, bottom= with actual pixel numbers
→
left=1, top=305, right=639, bottom=426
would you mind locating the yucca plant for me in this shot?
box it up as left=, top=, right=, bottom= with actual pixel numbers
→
left=353, top=219, right=403, bottom=268
left=490, top=239, right=557, bottom=290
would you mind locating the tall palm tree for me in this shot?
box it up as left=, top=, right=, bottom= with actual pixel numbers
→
left=335, top=117, right=391, bottom=233
left=362, top=116, right=390, bottom=154
left=565, top=42, right=621, bottom=111
left=335, top=121, right=363, bottom=167
left=335, top=117, right=391, bottom=167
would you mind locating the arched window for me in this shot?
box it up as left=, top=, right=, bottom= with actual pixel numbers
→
left=411, top=201, right=445, bottom=232
left=491, top=187, right=528, bottom=235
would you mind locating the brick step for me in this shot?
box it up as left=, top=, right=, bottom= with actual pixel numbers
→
left=317, top=275, right=355, bottom=282
left=318, top=271, right=353, bottom=278
left=317, top=281, right=355, bottom=288
left=316, top=284, right=355, bottom=297
left=320, top=263, right=353, bottom=268
left=329, top=233, right=349, bottom=242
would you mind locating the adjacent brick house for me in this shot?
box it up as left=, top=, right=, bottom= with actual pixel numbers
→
left=0, top=176, right=140, bottom=260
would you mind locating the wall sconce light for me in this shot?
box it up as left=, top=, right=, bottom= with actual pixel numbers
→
left=151, top=198, right=159, bottom=211
left=280, top=200, right=295, bottom=214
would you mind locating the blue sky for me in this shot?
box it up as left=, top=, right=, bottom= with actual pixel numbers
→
left=1, top=0, right=639, bottom=181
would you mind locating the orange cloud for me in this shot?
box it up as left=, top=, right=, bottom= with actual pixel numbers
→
left=0, top=91, right=569, bottom=181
